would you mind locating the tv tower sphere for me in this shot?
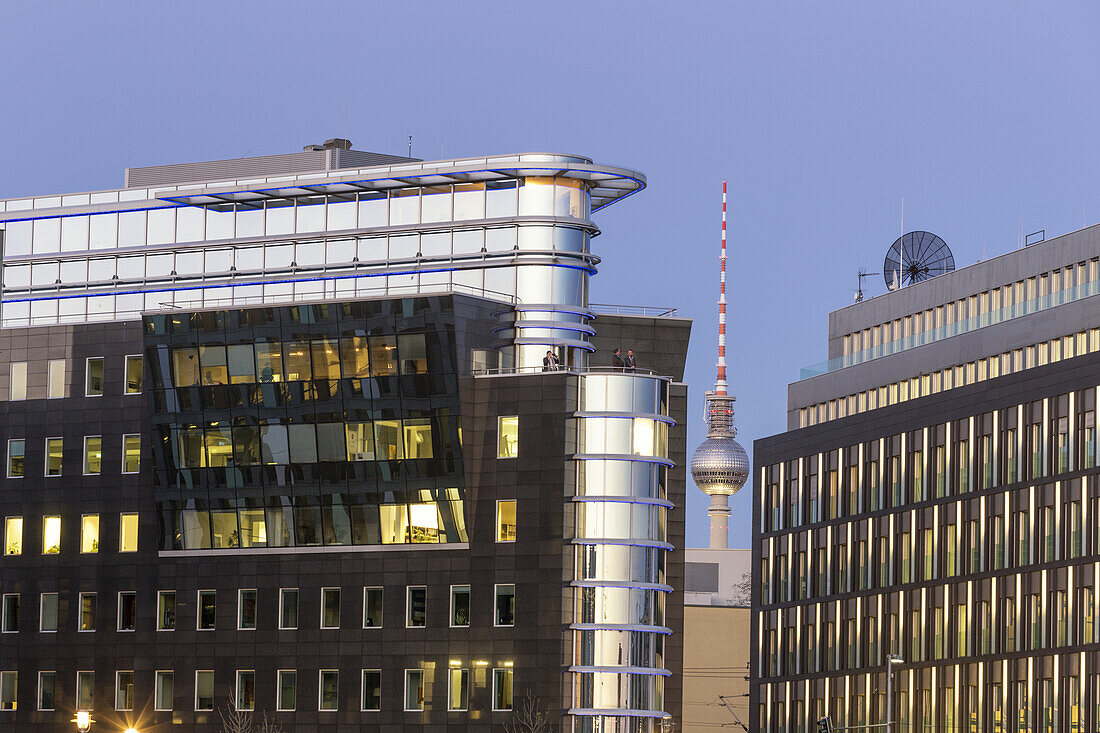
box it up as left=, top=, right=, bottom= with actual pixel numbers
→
left=690, top=180, right=750, bottom=549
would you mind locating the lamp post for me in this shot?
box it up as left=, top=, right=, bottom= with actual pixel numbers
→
left=72, top=711, right=93, bottom=732
left=885, top=654, right=904, bottom=733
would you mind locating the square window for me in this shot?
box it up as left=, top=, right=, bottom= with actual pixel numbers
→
left=279, top=588, right=298, bottom=629
left=83, top=436, right=102, bottom=475
left=7, top=439, right=24, bottom=478
left=238, top=589, right=257, bottom=630
left=119, top=513, right=138, bottom=552
left=79, top=593, right=96, bottom=631
left=76, top=670, right=94, bottom=710
left=404, top=669, right=425, bottom=711
left=2, top=594, right=19, bottom=632
left=195, top=670, right=214, bottom=711
left=115, top=670, right=134, bottom=711
left=363, top=586, right=382, bottom=628
left=236, top=670, right=255, bottom=711
left=492, top=668, right=513, bottom=710
left=155, top=671, right=173, bottom=711
left=406, top=586, right=426, bottom=627
left=361, top=669, right=381, bottom=711
left=45, top=437, right=63, bottom=477
left=39, top=592, right=58, bottom=632
left=42, top=515, right=60, bottom=554
left=37, top=671, right=55, bottom=711
left=321, top=588, right=340, bottom=629
left=0, top=671, right=16, bottom=710
left=198, top=590, right=216, bottom=630
left=85, top=357, right=104, bottom=396
left=125, top=355, right=143, bottom=394
left=47, top=359, right=65, bottom=399
left=118, top=592, right=136, bottom=631
left=277, top=670, right=296, bottom=711
left=122, top=435, right=141, bottom=474
left=497, top=416, right=518, bottom=458
left=80, top=514, right=99, bottom=553
left=495, top=584, right=515, bottom=627
left=9, top=362, right=27, bottom=401
left=448, top=668, right=468, bottom=711
left=318, top=670, right=339, bottom=711
left=3, top=517, right=21, bottom=556
left=157, top=591, right=176, bottom=630
left=496, top=500, right=517, bottom=542
left=450, top=585, right=470, bottom=627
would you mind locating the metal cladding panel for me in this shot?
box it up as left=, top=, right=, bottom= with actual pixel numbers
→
left=124, top=150, right=331, bottom=188
left=333, top=148, right=421, bottom=169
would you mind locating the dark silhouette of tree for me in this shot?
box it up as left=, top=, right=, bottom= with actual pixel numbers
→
left=503, top=688, right=552, bottom=733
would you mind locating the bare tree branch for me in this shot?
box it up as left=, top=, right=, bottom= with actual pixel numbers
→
left=219, top=698, right=253, bottom=733
left=503, top=688, right=552, bottom=733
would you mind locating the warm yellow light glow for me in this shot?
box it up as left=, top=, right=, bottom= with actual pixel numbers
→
left=73, top=711, right=92, bottom=730
left=474, top=660, right=489, bottom=667
left=504, top=661, right=514, bottom=667
left=449, top=659, right=462, bottom=667
left=125, top=728, right=139, bottom=733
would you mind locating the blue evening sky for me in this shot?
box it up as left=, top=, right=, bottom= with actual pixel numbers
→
left=2, top=2, right=1098, bottom=549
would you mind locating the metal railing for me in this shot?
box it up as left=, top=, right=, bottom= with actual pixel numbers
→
left=473, top=365, right=665, bottom=377
left=589, top=303, right=678, bottom=318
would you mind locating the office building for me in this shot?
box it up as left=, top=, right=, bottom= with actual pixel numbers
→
left=753, top=224, right=1100, bottom=730
left=0, top=140, right=691, bottom=731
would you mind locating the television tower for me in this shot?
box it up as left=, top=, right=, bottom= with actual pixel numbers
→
left=689, top=181, right=749, bottom=549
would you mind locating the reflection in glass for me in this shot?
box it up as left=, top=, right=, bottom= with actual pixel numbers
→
left=375, top=420, right=403, bottom=460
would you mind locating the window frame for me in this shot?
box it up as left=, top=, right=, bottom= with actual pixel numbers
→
left=75, top=670, right=94, bottom=711
left=278, top=588, right=298, bottom=630
left=318, top=669, right=339, bottom=712
left=497, top=415, right=519, bottom=458
left=450, top=584, right=471, bottom=628
left=360, top=669, right=382, bottom=712
left=9, top=361, right=27, bottom=401
left=121, top=434, right=141, bottom=474
left=3, top=517, right=21, bottom=556
left=197, top=589, right=216, bottom=631
left=124, top=354, right=143, bottom=395
left=44, top=436, right=62, bottom=477
left=495, top=499, right=517, bottom=543
left=39, top=592, right=58, bottom=633
left=85, top=356, right=104, bottom=397
left=6, top=438, right=24, bottom=479
left=0, top=670, right=15, bottom=711
left=494, top=583, right=515, bottom=627
left=447, top=667, right=469, bottom=712
left=235, top=669, right=256, bottom=711
left=362, top=586, right=382, bottom=629
left=404, top=668, right=425, bottom=712
left=79, top=514, right=99, bottom=554
left=154, top=670, right=174, bottom=711
left=0, top=594, right=15, bottom=633
left=46, top=359, right=65, bottom=399
left=82, top=435, right=102, bottom=475
left=238, top=588, right=258, bottom=631
left=157, top=590, right=176, bottom=631
left=119, top=512, right=138, bottom=552
left=406, top=585, right=427, bottom=628
left=117, top=591, right=137, bottom=632
left=78, top=592, right=96, bottom=632
left=277, top=669, right=296, bottom=712
left=194, top=670, right=214, bottom=711
left=114, top=669, right=134, bottom=711
left=41, top=515, right=60, bottom=554
left=37, top=670, right=55, bottom=711
left=320, top=587, right=341, bottom=629
left=492, top=667, right=514, bottom=711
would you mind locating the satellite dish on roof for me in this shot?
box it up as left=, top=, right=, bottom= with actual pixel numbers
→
left=884, top=231, right=954, bottom=288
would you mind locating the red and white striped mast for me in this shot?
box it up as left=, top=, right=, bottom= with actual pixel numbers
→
left=716, top=180, right=728, bottom=396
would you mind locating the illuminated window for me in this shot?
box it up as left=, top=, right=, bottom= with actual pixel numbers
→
left=125, top=355, right=143, bottom=394
left=80, top=515, right=99, bottom=553
left=122, top=434, right=140, bottom=473
left=45, top=437, right=63, bottom=476
left=404, top=669, right=425, bottom=711
left=277, top=670, right=296, bottom=711
left=318, top=670, right=339, bottom=711
left=119, top=513, right=138, bottom=552
left=42, top=516, right=60, bottom=554
left=496, top=500, right=517, bottom=542
left=83, top=436, right=102, bottom=475
left=408, top=503, right=440, bottom=543
left=7, top=439, right=24, bottom=478
left=403, top=419, right=434, bottom=459
left=497, top=416, right=519, bottom=458
left=492, top=668, right=514, bottom=710
left=361, top=670, right=381, bottom=711
left=448, top=668, right=469, bottom=711
left=3, top=518, right=21, bottom=556
left=85, top=357, right=104, bottom=397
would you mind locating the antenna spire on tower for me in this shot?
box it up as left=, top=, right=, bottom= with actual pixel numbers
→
left=716, top=181, right=728, bottom=396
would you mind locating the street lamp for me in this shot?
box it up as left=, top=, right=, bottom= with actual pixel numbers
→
left=72, top=711, right=93, bottom=732
left=124, top=728, right=139, bottom=733
left=885, top=654, right=904, bottom=733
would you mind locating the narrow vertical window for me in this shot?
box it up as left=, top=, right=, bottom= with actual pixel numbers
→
left=157, top=591, right=176, bottom=630
left=122, top=434, right=141, bottom=473
left=85, top=357, right=104, bottom=396
left=9, top=362, right=27, bottom=401
left=76, top=670, right=94, bottom=711
left=194, top=671, right=214, bottom=711
left=7, top=439, right=24, bottom=478
left=117, top=592, right=136, bottom=631
left=406, top=586, right=427, bottom=627
left=79, top=593, right=96, bottom=631
left=37, top=671, right=55, bottom=710
left=80, top=514, right=99, bottom=553
left=0, top=671, right=17, bottom=710
left=3, top=517, right=21, bottom=556
left=236, top=670, right=255, bottom=711
left=361, top=670, right=381, bottom=711
left=279, top=588, right=298, bottom=629
left=47, top=359, right=65, bottom=399
left=496, top=499, right=517, bottom=542
left=155, top=670, right=173, bottom=711
left=39, top=592, right=58, bottom=632
left=1, top=594, right=18, bottom=633
left=277, top=670, right=296, bottom=711
left=318, top=670, right=339, bottom=711
left=363, top=587, right=382, bottom=628
left=404, top=669, right=425, bottom=711
left=495, top=584, right=515, bottom=627
left=238, top=589, right=257, bottom=630
left=83, top=436, right=102, bottom=474
left=115, top=670, right=134, bottom=711
left=450, top=585, right=471, bottom=627
left=42, top=515, right=60, bottom=554
left=119, top=513, right=138, bottom=552
left=497, top=416, right=519, bottom=458
left=492, top=668, right=514, bottom=710
left=45, top=437, right=63, bottom=476
left=321, top=588, right=341, bottom=629
left=448, top=668, right=469, bottom=711
left=198, top=590, right=216, bottom=630
left=124, top=355, right=143, bottom=394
